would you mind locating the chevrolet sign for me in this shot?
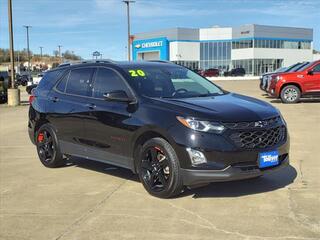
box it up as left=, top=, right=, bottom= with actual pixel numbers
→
left=135, top=41, right=163, bottom=49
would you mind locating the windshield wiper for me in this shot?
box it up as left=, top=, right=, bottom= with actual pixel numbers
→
left=195, top=93, right=221, bottom=97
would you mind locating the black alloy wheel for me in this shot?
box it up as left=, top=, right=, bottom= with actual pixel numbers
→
left=37, top=130, right=54, bottom=162
left=36, top=124, right=65, bottom=168
left=138, top=138, right=183, bottom=198
left=141, top=146, right=170, bottom=192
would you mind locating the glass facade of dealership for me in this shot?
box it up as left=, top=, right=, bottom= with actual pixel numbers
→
left=133, top=25, right=313, bottom=76
left=199, top=39, right=312, bottom=75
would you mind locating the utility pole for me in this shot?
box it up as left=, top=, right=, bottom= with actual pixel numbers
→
left=123, top=0, right=135, bottom=61
left=8, top=0, right=20, bottom=106
left=8, top=0, right=15, bottom=89
left=58, top=45, right=62, bottom=63
left=39, top=46, right=43, bottom=60
left=23, top=25, right=32, bottom=74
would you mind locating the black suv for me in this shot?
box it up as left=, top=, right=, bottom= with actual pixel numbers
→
left=28, top=60, right=289, bottom=198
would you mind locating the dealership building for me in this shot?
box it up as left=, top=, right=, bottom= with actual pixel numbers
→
left=132, top=24, right=313, bottom=76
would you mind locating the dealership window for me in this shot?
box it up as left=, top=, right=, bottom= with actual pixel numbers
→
left=200, top=41, right=231, bottom=71
left=253, top=39, right=311, bottom=49
left=230, top=59, right=283, bottom=76
left=232, top=40, right=253, bottom=49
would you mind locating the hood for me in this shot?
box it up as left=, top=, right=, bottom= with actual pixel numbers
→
left=155, top=93, right=279, bottom=122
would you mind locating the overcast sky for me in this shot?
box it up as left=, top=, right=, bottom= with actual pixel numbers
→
left=0, top=0, right=319, bottom=59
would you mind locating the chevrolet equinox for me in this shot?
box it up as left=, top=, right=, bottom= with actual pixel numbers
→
left=28, top=60, right=290, bottom=198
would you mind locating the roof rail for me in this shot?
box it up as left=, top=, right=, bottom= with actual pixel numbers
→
left=148, top=60, right=174, bottom=64
left=57, top=59, right=116, bottom=68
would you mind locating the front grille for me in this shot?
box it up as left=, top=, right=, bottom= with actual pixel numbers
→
left=223, top=116, right=281, bottom=129
left=229, top=126, right=286, bottom=149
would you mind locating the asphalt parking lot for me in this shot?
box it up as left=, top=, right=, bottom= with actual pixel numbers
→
left=0, top=80, right=319, bottom=240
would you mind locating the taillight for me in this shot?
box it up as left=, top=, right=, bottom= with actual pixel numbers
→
left=29, top=95, right=35, bottom=104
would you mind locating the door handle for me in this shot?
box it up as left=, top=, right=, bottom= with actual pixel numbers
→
left=86, top=103, right=96, bottom=110
left=50, top=96, right=59, bottom=102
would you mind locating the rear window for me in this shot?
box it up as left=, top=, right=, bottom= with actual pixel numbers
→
left=37, top=69, right=64, bottom=91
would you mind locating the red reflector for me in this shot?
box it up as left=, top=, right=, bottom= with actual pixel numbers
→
left=37, top=133, right=44, bottom=142
left=29, top=95, right=35, bottom=104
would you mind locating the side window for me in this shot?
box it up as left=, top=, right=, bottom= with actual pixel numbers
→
left=312, top=64, right=320, bottom=73
left=93, top=68, right=129, bottom=98
left=65, top=68, right=95, bottom=96
left=56, top=71, right=69, bottom=92
left=37, top=69, right=64, bottom=91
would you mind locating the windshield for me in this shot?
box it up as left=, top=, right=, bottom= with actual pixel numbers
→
left=288, top=62, right=309, bottom=72
left=275, top=67, right=287, bottom=73
left=122, top=65, right=224, bottom=98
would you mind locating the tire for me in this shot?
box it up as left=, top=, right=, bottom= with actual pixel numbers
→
left=36, top=123, right=65, bottom=168
left=280, top=85, right=301, bottom=104
left=137, top=137, right=184, bottom=198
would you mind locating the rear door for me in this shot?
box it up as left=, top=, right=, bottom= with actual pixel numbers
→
left=47, top=67, right=96, bottom=154
left=83, top=67, right=135, bottom=168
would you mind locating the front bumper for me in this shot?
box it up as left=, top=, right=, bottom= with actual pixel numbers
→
left=181, top=154, right=289, bottom=186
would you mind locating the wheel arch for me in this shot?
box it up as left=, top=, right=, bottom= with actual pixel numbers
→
left=279, top=82, right=302, bottom=97
left=33, top=115, right=50, bottom=142
left=132, top=129, right=175, bottom=174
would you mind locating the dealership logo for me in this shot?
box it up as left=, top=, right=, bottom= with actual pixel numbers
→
left=135, top=41, right=163, bottom=49
left=241, top=30, right=250, bottom=34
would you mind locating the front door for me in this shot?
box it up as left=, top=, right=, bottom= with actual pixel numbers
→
left=83, top=67, right=136, bottom=168
left=305, top=63, right=320, bottom=93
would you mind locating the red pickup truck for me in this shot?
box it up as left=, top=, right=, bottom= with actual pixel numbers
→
left=268, top=60, right=320, bottom=103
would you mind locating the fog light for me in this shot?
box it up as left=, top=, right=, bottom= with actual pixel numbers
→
left=271, top=89, right=275, bottom=94
left=186, top=148, right=207, bottom=165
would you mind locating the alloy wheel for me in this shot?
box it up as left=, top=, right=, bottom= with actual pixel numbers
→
left=140, top=146, right=171, bottom=192
left=37, top=130, right=55, bottom=162
left=283, top=88, right=298, bottom=102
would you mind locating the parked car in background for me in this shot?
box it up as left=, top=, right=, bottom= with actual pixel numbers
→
left=193, top=69, right=204, bottom=76
left=0, top=71, right=9, bottom=103
left=268, top=60, right=320, bottom=103
left=203, top=68, right=219, bottom=77
left=260, top=62, right=310, bottom=93
left=26, top=84, right=38, bottom=95
left=224, top=68, right=245, bottom=77
left=260, top=67, right=288, bottom=91
left=15, top=74, right=30, bottom=87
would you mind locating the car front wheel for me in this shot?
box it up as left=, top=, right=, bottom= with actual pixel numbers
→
left=138, top=138, right=184, bottom=198
left=280, top=85, right=301, bottom=104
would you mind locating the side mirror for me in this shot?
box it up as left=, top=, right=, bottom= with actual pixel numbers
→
left=103, top=90, right=134, bottom=103
left=307, top=70, right=313, bottom=75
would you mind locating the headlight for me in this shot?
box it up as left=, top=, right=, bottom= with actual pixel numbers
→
left=275, top=75, right=282, bottom=82
left=176, top=116, right=225, bottom=133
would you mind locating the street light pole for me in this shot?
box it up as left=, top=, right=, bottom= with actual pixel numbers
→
left=58, top=45, right=62, bottom=63
left=7, top=0, right=20, bottom=106
left=123, top=0, right=135, bottom=61
left=8, top=0, right=15, bottom=89
left=23, top=25, right=32, bottom=74
left=39, top=46, right=43, bottom=60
